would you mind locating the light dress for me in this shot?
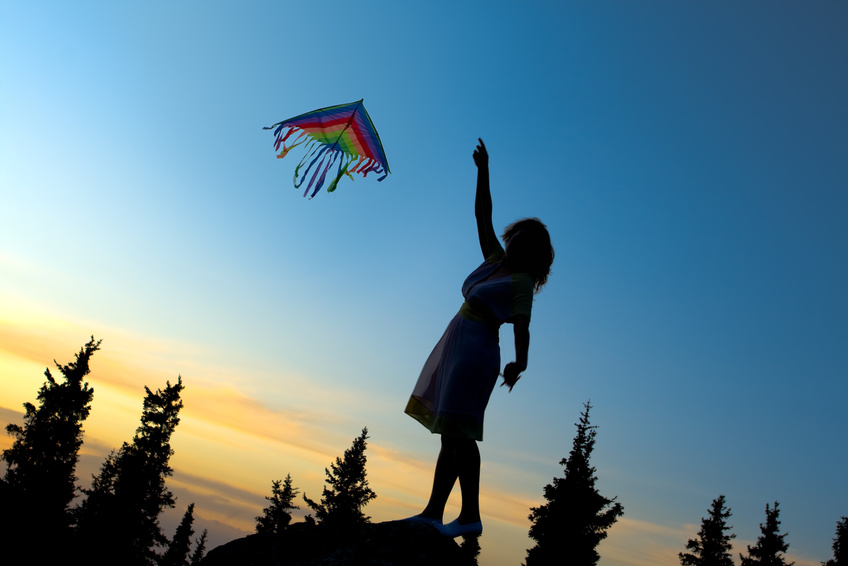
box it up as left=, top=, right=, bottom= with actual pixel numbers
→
left=404, top=247, right=534, bottom=441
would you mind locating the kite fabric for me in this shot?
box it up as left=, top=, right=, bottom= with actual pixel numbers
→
left=264, top=99, right=390, bottom=198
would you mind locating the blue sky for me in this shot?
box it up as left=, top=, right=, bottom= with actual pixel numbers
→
left=1, top=2, right=846, bottom=565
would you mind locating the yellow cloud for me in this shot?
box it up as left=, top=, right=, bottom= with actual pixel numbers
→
left=5, top=299, right=794, bottom=566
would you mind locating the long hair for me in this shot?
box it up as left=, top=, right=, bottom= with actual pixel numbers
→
left=502, top=218, right=554, bottom=293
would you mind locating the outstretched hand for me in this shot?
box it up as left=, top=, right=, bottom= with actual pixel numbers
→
left=473, top=138, right=488, bottom=169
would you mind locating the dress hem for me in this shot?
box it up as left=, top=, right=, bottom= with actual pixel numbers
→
left=405, top=396, right=484, bottom=441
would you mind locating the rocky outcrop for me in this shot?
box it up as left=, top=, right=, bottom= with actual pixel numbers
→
left=200, top=520, right=480, bottom=566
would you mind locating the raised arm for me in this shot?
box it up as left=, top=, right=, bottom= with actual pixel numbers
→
left=473, top=139, right=500, bottom=260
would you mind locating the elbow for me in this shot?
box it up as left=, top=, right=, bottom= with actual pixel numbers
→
left=511, top=314, right=530, bottom=331
left=475, top=200, right=492, bottom=216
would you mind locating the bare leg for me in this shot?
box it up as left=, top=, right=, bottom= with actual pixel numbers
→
left=420, top=436, right=459, bottom=521
left=420, top=435, right=481, bottom=525
left=454, top=437, right=481, bottom=524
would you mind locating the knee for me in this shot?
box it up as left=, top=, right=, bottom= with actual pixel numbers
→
left=442, top=435, right=477, bottom=452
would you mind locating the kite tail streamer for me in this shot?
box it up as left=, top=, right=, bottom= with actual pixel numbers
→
left=293, top=141, right=322, bottom=189
left=277, top=135, right=307, bottom=159
left=292, top=142, right=309, bottom=187
left=347, top=156, right=365, bottom=175
left=326, top=154, right=357, bottom=194
left=360, top=159, right=382, bottom=178
left=308, top=150, right=341, bottom=198
left=273, top=127, right=293, bottom=151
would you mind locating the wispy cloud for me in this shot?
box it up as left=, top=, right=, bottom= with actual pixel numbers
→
left=5, top=305, right=823, bottom=566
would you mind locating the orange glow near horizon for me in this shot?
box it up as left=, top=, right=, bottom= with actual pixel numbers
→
left=0, top=311, right=582, bottom=561
left=0, top=306, right=824, bottom=566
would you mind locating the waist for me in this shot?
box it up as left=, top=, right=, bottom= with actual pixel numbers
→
left=458, top=300, right=501, bottom=327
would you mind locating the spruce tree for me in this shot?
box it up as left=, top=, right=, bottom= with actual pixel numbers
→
left=679, top=495, right=736, bottom=566
left=160, top=503, right=196, bottom=566
left=823, top=517, right=846, bottom=566
left=1, top=337, right=99, bottom=553
left=303, top=427, right=377, bottom=526
left=189, top=530, right=208, bottom=565
left=460, top=532, right=482, bottom=566
left=525, top=401, right=624, bottom=566
left=740, top=502, right=794, bottom=566
left=75, top=377, right=185, bottom=566
left=256, top=473, right=300, bottom=534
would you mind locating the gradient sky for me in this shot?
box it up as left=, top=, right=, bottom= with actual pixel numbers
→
left=1, top=2, right=846, bottom=565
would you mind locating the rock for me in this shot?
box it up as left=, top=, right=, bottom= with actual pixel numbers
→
left=200, top=520, right=480, bottom=566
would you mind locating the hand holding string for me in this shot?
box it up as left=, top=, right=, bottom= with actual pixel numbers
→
left=500, top=361, right=525, bottom=393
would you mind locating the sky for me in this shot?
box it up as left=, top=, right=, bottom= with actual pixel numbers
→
left=1, top=1, right=846, bottom=565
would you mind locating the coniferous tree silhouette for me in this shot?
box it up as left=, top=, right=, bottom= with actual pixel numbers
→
left=160, top=503, right=196, bottom=566
left=303, top=427, right=377, bottom=526
left=256, top=473, right=300, bottom=534
left=679, top=495, right=736, bottom=566
left=189, top=529, right=208, bottom=565
left=525, top=401, right=623, bottom=566
left=823, top=517, right=847, bottom=566
left=1, top=337, right=100, bottom=557
left=460, top=532, right=482, bottom=566
left=75, top=377, right=185, bottom=566
left=740, top=502, right=794, bottom=566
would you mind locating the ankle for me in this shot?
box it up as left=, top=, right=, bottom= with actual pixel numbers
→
left=419, top=510, right=443, bottom=522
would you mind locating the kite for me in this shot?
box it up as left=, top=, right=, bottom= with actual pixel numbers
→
left=264, top=99, right=390, bottom=199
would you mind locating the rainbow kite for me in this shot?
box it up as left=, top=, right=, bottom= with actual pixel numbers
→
left=264, top=99, right=390, bottom=198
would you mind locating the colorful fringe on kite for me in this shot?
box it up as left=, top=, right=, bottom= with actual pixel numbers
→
left=264, top=99, right=390, bottom=198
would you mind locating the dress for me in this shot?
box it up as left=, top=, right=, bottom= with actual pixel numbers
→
left=404, top=249, right=534, bottom=441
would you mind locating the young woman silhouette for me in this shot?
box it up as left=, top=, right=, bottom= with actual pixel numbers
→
left=403, top=139, right=554, bottom=537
